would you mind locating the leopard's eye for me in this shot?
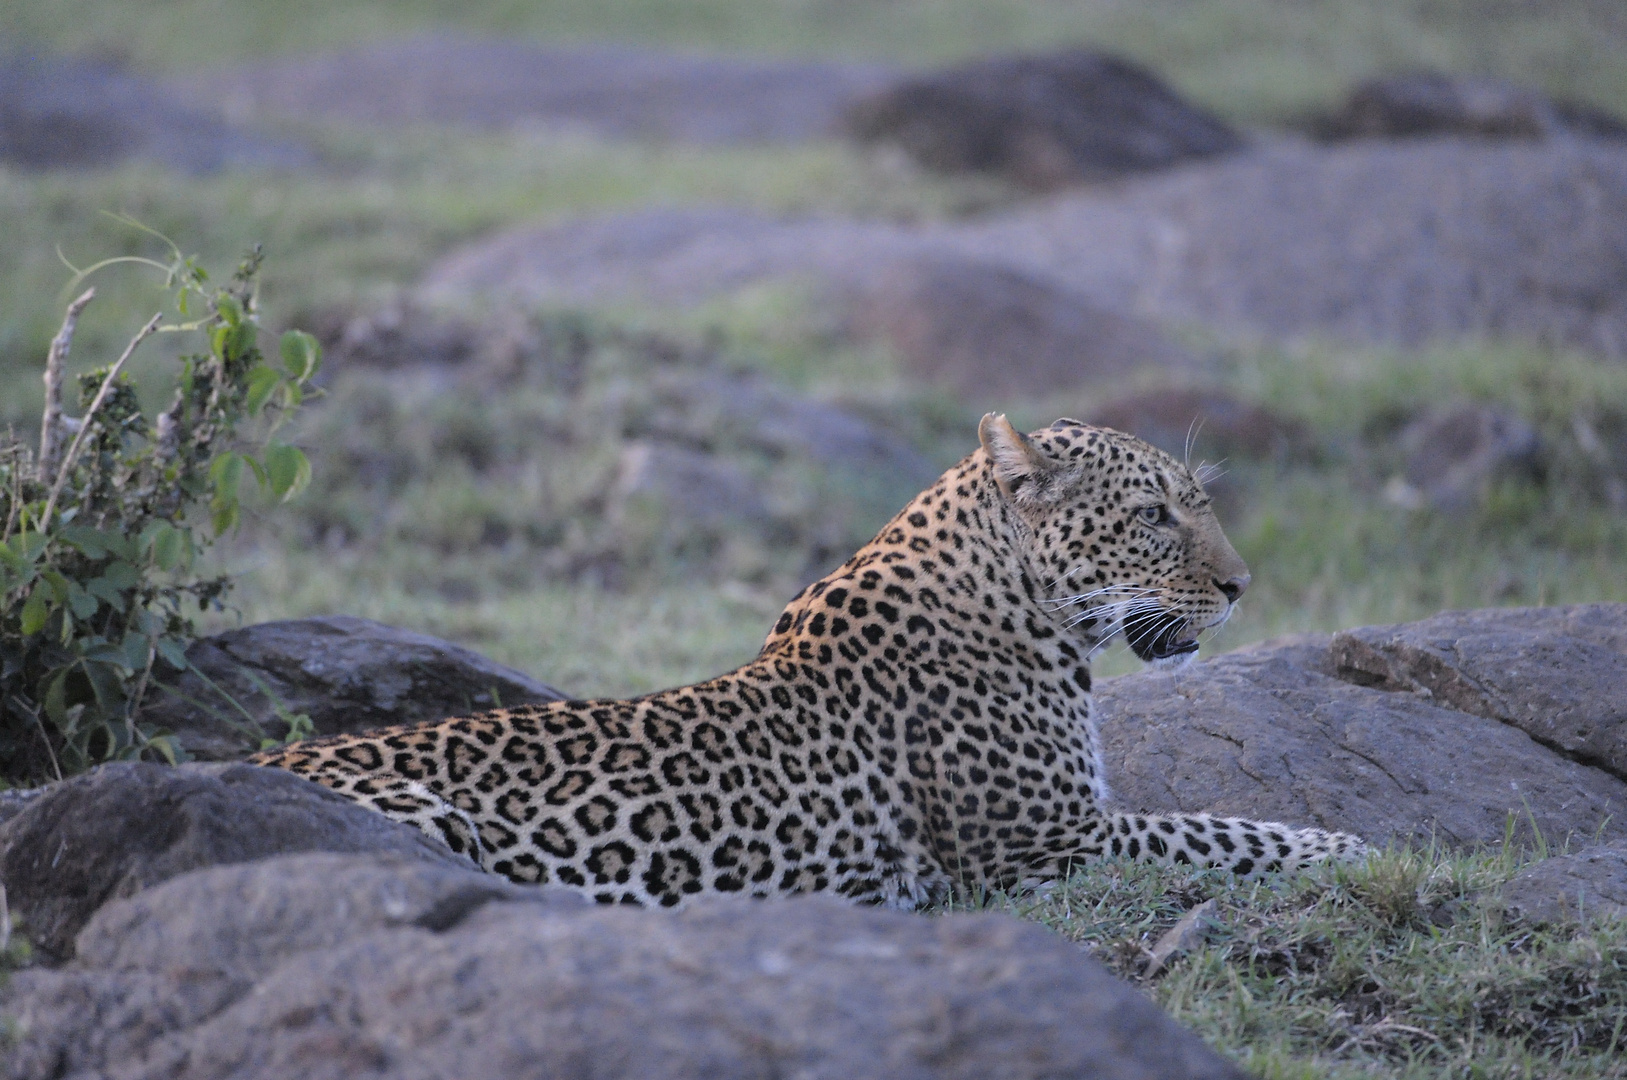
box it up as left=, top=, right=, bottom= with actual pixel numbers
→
left=1138, top=504, right=1170, bottom=526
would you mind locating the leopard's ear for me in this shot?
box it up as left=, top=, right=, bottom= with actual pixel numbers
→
left=979, top=413, right=1059, bottom=505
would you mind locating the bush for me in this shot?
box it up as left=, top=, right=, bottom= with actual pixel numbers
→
left=0, top=239, right=320, bottom=784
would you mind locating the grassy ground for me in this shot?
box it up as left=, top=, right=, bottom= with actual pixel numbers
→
left=10, top=0, right=1627, bottom=123
left=967, top=843, right=1627, bottom=1079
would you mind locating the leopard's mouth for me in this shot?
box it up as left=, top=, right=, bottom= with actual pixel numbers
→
left=1123, top=610, right=1200, bottom=663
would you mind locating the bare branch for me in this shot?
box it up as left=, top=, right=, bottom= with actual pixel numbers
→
left=39, top=288, right=96, bottom=482
left=40, top=311, right=164, bottom=533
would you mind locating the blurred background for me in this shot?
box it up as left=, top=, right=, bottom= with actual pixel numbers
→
left=3, top=0, right=1626, bottom=694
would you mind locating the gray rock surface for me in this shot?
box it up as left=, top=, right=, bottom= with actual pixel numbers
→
left=845, top=50, right=1244, bottom=188
left=0, top=762, right=466, bottom=961
left=1498, top=838, right=1627, bottom=924
left=0, top=853, right=1245, bottom=1080
left=1095, top=634, right=1627, bottom=850
left=141, top=615, right=565, bottom=760
left=189, top=37, right=896, bottom=143
left=1330, top=604, right=1627, bottom=781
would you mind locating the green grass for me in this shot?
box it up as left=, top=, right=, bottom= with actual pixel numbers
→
left=10, top=0, right=1627, bottom=123
left=0, top=132, right=996, bottom=427
left=963, top=844, right=1627, bottom=1079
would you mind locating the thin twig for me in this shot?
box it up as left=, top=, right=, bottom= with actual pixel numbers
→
left=39, top=288, right=96, bottom=483
left=0, top=883, right=10, bottom=955
left=39, top=311, right=163, bottom=533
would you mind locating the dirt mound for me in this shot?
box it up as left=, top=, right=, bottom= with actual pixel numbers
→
left=1087, top=387, right=1312, bottom=463
left=845, top=50, right=1244, bottom=189
left=962, top=139, right=1627, bottom=355
left=188, top=37, right=896, bottom=143
left=1309, top=72, right=1627, bottom=143
left=0, top=52, right=309, bottom=171
left=847, top=256, right=1201, bottom=396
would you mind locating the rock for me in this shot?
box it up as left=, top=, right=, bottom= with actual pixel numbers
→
left=847, top=256, right=1201, bottom=397
left=1, top=852, right=1246, bottom=1080
left=418, top=206, right=920, bottom=312
left=1312, top=72, right=1627, bottom=143
left=845, top=50, right=1244, bottom=189
left=610, top=441, right=773, bottom=528
left=189, top=37, right=896, bottom=144
left=0, top=52, right=308, bottom=172
left=1383, top=403, right=1541, bottom=510
left=74, top=853, right=585, bottom=981
left=1087, top=388, right=1312, bottom=463
left=141, top=615, right=565, bottom=760
left=632, top=371, right=939, bottom=483
left=958, top=140, right=1627, bottom=357
left=1094, top=634, right=1627, bottom=851
left=1498, top=838, right=1627, bottom=924
left=1329, top=604, right=1627, bottom=781
left=0, top=762, right=466, bottom=962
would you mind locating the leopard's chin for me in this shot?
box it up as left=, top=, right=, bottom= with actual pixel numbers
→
left=1124, top=611, right=1199, bottom=664
left=1148, top=646, right=1200, bottom=671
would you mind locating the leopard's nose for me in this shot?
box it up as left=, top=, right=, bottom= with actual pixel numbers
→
left=1214, top=574, right=1250, bottom=604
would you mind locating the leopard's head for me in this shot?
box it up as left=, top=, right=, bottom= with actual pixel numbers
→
left=979, top=413, right=1249, bottom=666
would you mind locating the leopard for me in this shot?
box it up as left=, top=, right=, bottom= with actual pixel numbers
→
left=251, top=415, right=1364, bottom=908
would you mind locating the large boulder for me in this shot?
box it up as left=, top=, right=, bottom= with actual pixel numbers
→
left=1329, top=604, right=1627, bottom=781
left=141, top=615, right=566, bottom=760
left=959, top=139, right=1627, bottom=357
left=1095, top=631, right=1627, bottom=851
left=845, top=50, right=1244, bottom=189
left=0, top=762, right=467, bottom=962
left=1, top=852, right=1245, bottom=1080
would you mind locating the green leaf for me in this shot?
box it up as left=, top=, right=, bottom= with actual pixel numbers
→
left=19, top=589, right=49, bottom=636
left=43, top=669, right=68, bottom=725
left=12, top=531, right=48, bottom=563
left=57, top=525, right=109, bottom=559
left=279, top=329, right=322, bottom=382
left=86, top=576, right=128, bottom=608
left=215, top=294, right=244, bottom=326
left=155, top=636, right=189, bottom=669
left=210, top=495, right=240, bottom=536
left=145, top=734, right=184, bottom=765
left=263, top=444, right=312, bottom=502
left=149, top=523, right=186, bottom=571
left=100, top=560, right=139, bottom=591
left=210, top=452, right=246, bottom=495
left=123, top=631, right=152, bottom=671
left=244, top=364, right=282, bottom=415
left=67, top=583, right=99, bottom=619
left=39, top=569, right=70, bottom=603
